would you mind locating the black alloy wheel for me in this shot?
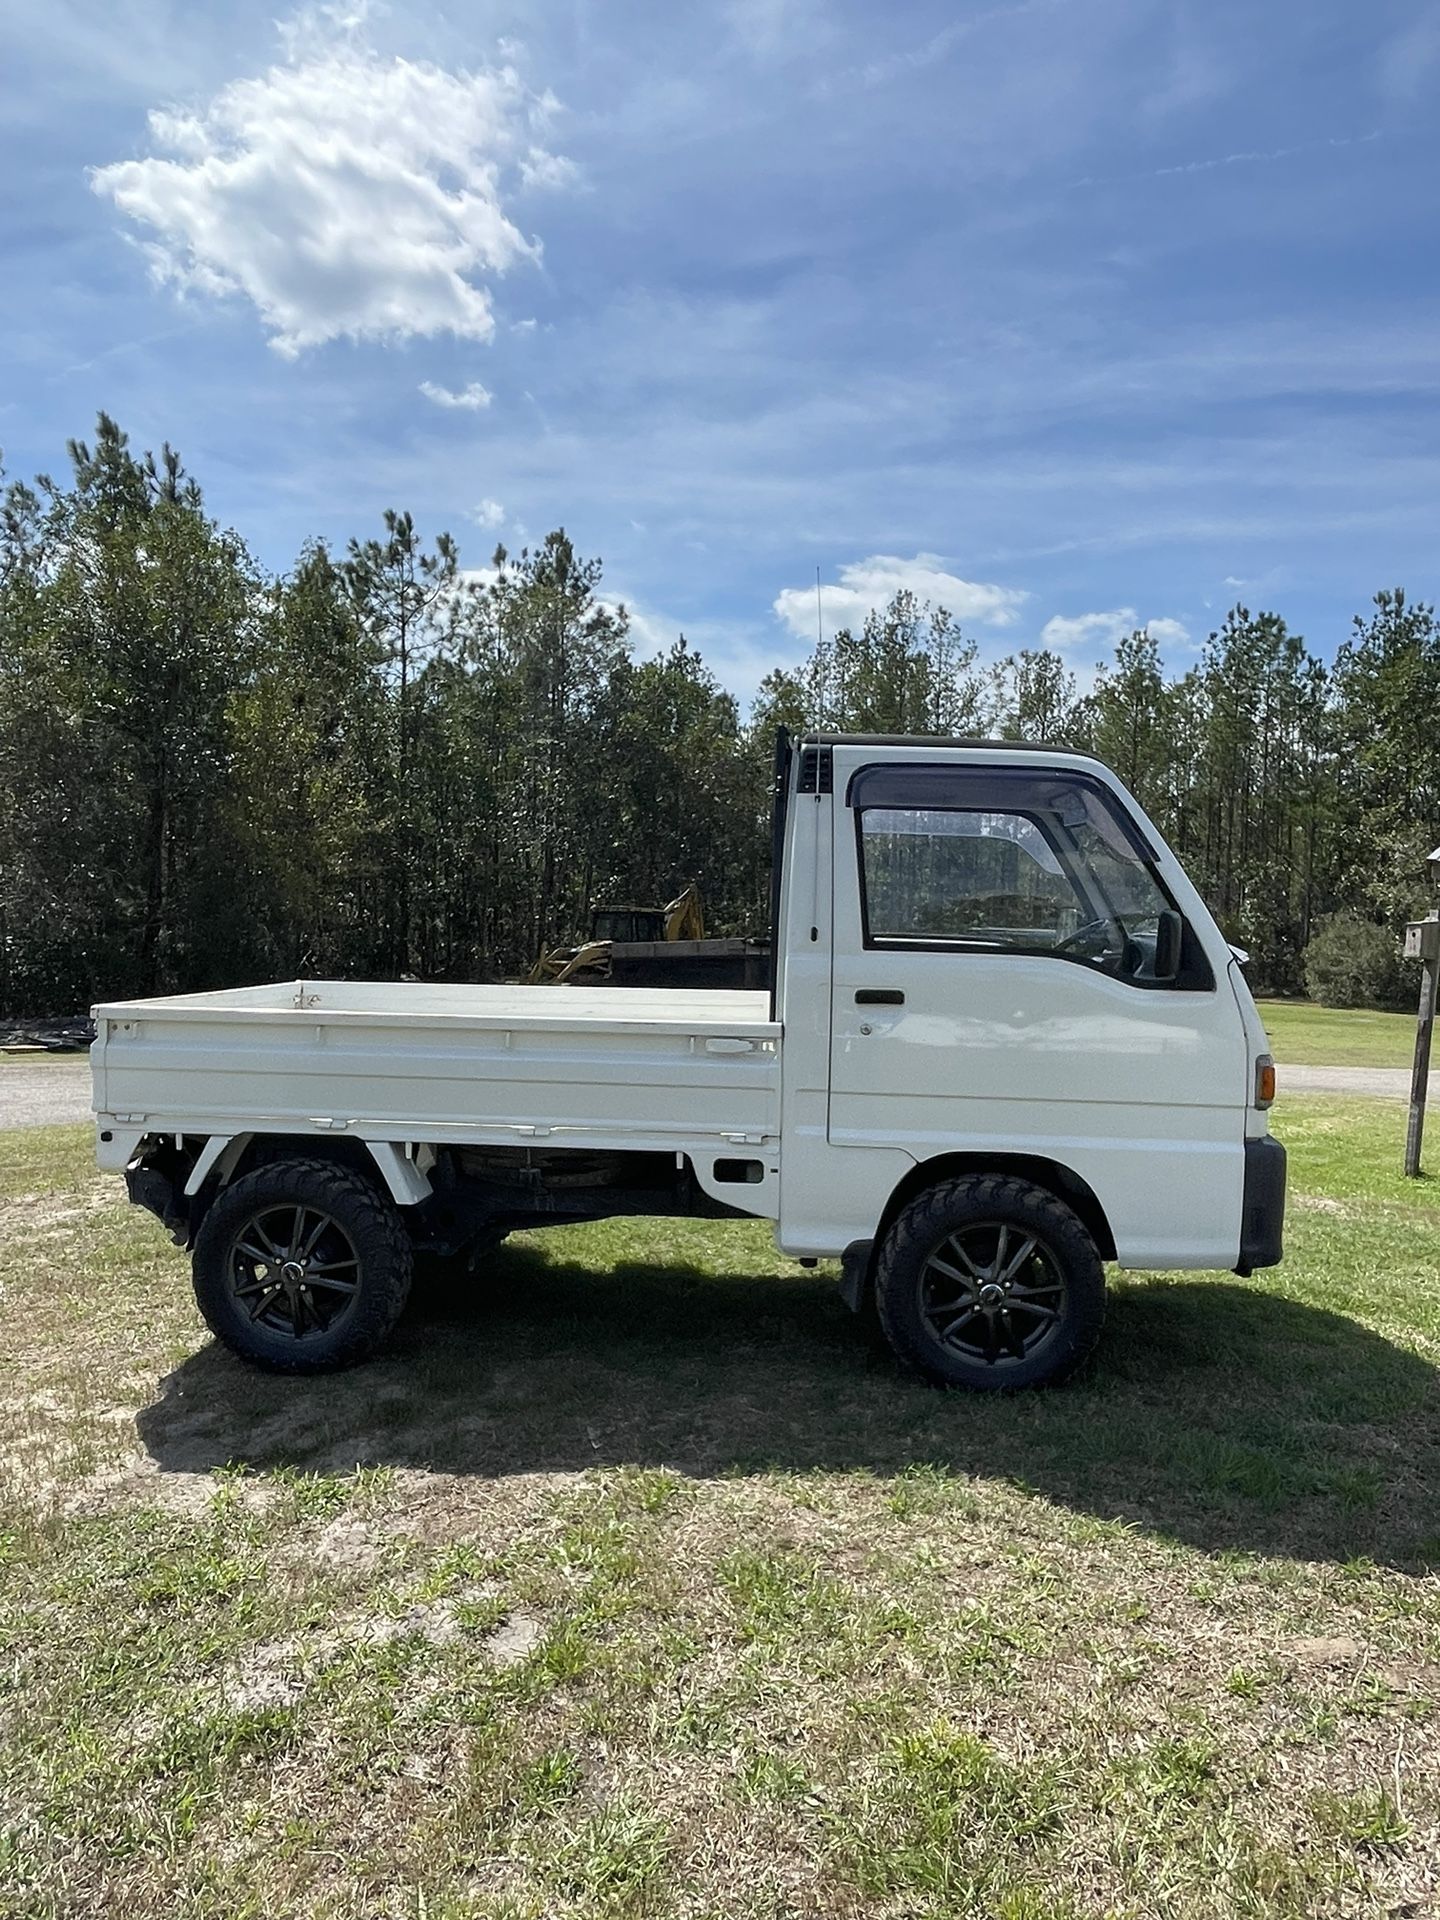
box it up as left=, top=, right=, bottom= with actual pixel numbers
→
left=874, top=1173, right=1106, bottom=1390
left=192, top=1158, right=413, bottom=1373
left=917, top=1218, right=1067, bottom=1370
left=226, top=1200, right=362, bottom=1340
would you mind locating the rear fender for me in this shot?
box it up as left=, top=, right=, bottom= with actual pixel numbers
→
left=188, top=1133, right=433, bottom=1209
left=184, top=1133, right=251, bottom=1196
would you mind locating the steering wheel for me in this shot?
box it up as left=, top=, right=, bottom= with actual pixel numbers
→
left=1050, top=915, right=1119, bottom=956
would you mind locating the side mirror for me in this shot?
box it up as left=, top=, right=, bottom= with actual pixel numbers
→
left=1154, top=909, right=1183, bottom=982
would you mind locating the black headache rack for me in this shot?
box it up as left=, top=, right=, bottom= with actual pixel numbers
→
left=768, top=727, right=792, bottom=1015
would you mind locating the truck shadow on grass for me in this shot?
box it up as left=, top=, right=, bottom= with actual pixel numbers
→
left=136, top=1246, right=1440, bottom=1569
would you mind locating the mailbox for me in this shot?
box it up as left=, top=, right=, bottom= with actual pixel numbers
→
left=1405, top=919, right=1440, bottom=962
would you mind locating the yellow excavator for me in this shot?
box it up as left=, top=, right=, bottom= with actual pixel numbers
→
left=527, top=883, right=707, bottom=983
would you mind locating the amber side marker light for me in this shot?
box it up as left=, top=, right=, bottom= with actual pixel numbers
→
left=1254, top=1054, right=1276, bottom=1109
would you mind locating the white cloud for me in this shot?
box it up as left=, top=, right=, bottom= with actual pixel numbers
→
left=1040, top=608, right=1190, bottom=652
left=1220, top=567, right=1287, bottom=597
left=774, top=553, right=1028, bottom=640
left=604, top=598, right=674, bottom=656
left=1040, top=608, right=1137, bottom=650
left=1145, top=616, right=1191, bottom=647
left=469, top=497, right=505, bottom=527
left=91, top=7, right=576, bottom=356
left=420, top=380, right=493, bottom=410
left=519, top=148, right=581, bottom=191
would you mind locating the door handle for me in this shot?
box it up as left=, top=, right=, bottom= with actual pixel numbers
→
left=855, top=989, right=904, bottom=1005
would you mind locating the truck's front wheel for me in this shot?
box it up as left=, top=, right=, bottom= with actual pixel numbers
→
left=875, top=1175, right=1104, bottom=1390
left=192, top=1159, right=413, bottom=1373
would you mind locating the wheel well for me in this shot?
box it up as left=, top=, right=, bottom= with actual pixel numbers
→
left=877, top=1154, right=1117, bottom=1264
left=181, top=1134, right=388, bottom=1241
left=231, top=1134, right=384, bottom=1186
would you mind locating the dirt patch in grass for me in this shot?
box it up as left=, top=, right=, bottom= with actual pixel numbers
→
left=1292, top=1191, right=1352, bottom=1217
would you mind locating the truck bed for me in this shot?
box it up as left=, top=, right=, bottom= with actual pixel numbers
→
left=92, top=979, right=780, bottom=1156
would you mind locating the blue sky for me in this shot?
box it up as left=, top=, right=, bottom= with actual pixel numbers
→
left=2, top=0, right=1438, bottom=704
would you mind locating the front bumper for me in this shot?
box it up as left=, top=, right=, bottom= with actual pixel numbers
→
left=1234, top=1135, right=1286, bottom=1275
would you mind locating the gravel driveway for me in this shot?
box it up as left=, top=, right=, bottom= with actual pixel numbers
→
left=1280, top=1064, right=1414, bottom=1099
left=0, top=1060, right=93, bottom=1131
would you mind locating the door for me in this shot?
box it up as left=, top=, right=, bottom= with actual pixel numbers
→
left=827, top=750, right=1248, bottom=1269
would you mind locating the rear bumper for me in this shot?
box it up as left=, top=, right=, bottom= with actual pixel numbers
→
left=1234, top=1135, right=1286, bottom=1275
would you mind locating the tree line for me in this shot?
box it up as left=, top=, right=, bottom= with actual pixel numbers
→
left=1, top=415, right=1435, bottom=1016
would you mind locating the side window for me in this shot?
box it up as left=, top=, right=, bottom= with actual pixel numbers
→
left=860, top=808, right=1088, bottom=946
left=851, top=762, right=1194, bottom=985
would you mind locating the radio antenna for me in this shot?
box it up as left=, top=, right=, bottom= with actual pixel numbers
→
left=815, top=565, right=823, bottom=652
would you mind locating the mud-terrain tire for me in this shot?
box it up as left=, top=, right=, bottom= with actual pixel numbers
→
left=192, top=1158, right=413, bottom=1373
left=875, top=1174, right=1105, bottom=1390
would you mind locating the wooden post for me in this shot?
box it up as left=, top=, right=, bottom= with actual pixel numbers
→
left=1404, top=906, right=1440, bottom=1177
left=1405, top=959, right=1436, bottom=1177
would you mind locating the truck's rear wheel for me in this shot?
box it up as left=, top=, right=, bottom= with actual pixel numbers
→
left=192, top=1159, right=413, bottom=1373
left=875, top=1174, right=1104, bottom=1390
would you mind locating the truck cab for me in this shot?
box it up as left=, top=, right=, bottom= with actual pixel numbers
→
left=772, top=735, right=1282, bottom=1258
left=95, top=731, right=1285, bottom=1390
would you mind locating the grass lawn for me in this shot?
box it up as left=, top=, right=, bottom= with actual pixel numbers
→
left=1, top=1104, right=1437, bottom=1919
left=1258, top=1000, right=1418, bottom=1069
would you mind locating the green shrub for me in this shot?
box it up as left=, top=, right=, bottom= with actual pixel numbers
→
left=1302, top=914, right=1414, bottom=1011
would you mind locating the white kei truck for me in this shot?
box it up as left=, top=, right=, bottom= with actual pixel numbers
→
left=92, top=733, right=1285, bottom=1391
